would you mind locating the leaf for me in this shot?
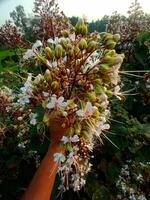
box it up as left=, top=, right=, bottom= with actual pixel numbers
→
left=141, top=124, right=150, bottom=139
left=92, top=186, right=110, bottom=200
left=6, top=156, right=21, bottom=169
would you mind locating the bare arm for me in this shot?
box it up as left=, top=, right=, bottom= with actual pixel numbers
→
left=22, top=114, right=67, bottom=200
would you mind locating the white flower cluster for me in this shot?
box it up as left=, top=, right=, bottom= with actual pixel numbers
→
left=116, top=162, right=147, bottom=200
left=18, top=74, right=33, bottom=107
left=54, top=135, right=92, bottom=191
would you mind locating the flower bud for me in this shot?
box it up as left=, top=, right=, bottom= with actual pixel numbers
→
left=67, top=127, right=74, bottom=136
left=93, top=110, right=100, bottom=118
left=79, top=38, right=88, bottom=50
left=102, top=33, right=113, bottom=42
left=74, top=46, right=82, bottom=58
left=94, top=84, right=103, bottom=95
left=100, top=32, right=106, bottom=39
left=74, top=123, right=82, bottom=134
left=61, top=30, right=69, bottom=38
left=44, top=69, right=52, bottom=82
left=113, top=34, right=121, bottom=42
left=103, top=55, right=122, bottom=65
left=55, top=44, right=63, bottom=59
left=105, top=39, right=116, bottom=49
left=87, top=41, right=97, bottom=52
left=99, top=64, right=110, bottom=72
left=105, top=50, right=116, bottom=56
left=75, top=19, right=88, bottom=36
left=87, top=92, right=97, bottom=102
left=45, top=47, right=54, bottom=59
left=43, top=113, right=49, bottom=126
left=81, top=130, right=89, bottom=140
left=18, top=116, right=23, bottom=121
left=51, top=81, right=60, bottom=90
left=60, top=38, right=68, bottom=49
left=80, top=24, right=88, bottom=36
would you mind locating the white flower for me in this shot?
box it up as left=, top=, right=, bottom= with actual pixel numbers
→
left=32, top=40, right=43, bottom=49
left=76, top=102, right=97, bottom=118
left=34, top=74, right=43, bottom=83
left=54, top=153, right=66, bottom=162
left=46, top=60, right=52, bottom=68
left=52, top=61, right=57, bottom=68
left=101, top=123, right=110, bottom=130
left=47, top=37, right=60, bottom=45
left=20, top=74, right=32, bottom=94
left=23, top=49, right=35, bottom=60
left=137, top=195, right=147, bottom=200
left=43, top=92, right=49, bottom=97
left=18, top=94, right=30, bottom=106
left=18, top=142, right=26, bottom=149
left=113, top=85, right=122, bottom=100
left=69, top=33, right=75, bottom=41
left=129, top=194, right=136, bottom=200
left=61, top=136, right=69, bottom=144
left=61, top=135, right=79, bottom=144
left=29, top=113, right=38, bottom=125
left=70, top=135, right=79, bottom=143
left=47, top=95, right=67, bottom=110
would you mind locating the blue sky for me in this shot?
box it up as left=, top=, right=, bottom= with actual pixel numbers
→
left=0, top=0, right=150, bottom=25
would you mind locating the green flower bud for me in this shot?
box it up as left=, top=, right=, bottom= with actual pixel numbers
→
left=75, top=18, right=88, bottom=36
left=87, top=41, right=97, bottom=52
left=60, top=38, right=68, bottom=49
left=45, top=47, right=54, bottom=59
left=93, top=110, right=100, bottom=118
left=94, top=79, right=103, bottom=85
left=103, top=55, right=123, bottom=66
left=81, top=130, right=89, bottom=140
left=51, top=81, right=60, bottom=90
left=74, top=123, right=82, bottom=134
left=105, top=50, right=116, bottom=56
left=44, top=69, right=52, bottom=82
left=102, top=33, right=113, bottom=42
left=43, top=113, right=49, bottom=126
left=67, top=99, right=74, bottom=107
left=74, top=46, right=82, bottom=58
left=87, top=92, right=97, bottom=102
left=68, top=49, right=74, bottom=57
left=80, top=24, right=88, bottom=36
left=113, top=34, right=121, bottom=42
left=100, top=32, right=107, bottom=39
left=94, top=84, right=103, bottom=94
left=67, top=127, right=74, bottom=136
left=61, top=30, right=69, bottom=38
left=55, top=44, right=63, bottom=59
left=105, top=39, right=116, bottom=49
left=79, top=38, right=88, bottom=50
left=99, top=64, right=110, bottom=72
left=66, top=143, right=73, bottom=151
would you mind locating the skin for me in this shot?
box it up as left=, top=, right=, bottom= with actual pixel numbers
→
left=22, top=113, right=67, bottom=200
